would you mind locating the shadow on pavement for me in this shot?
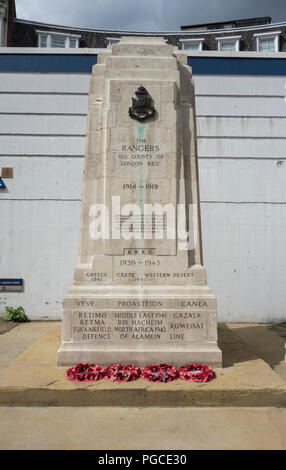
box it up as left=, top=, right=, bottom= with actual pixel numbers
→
left=218, top=323, right=286, bottom=372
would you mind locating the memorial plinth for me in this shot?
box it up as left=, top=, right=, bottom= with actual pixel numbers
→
left=57, top=37, right=222, bottom=367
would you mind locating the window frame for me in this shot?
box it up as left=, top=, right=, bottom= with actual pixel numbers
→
left=179, top=38, right=204, bottom=51
left=216, top=35, right=241, bottom=52
left=253, top=31, right=281, bottom=52
left=36, top=30, right=81, bottom=48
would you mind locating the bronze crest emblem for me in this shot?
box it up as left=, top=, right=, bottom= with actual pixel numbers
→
left=129, top=85, right=156, bottom=122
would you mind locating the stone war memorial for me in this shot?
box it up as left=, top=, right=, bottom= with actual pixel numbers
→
left=57, top=37, right=222, bottom=367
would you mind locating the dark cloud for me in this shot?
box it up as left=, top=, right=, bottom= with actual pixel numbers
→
left=15, top=0, right=286, bottom=31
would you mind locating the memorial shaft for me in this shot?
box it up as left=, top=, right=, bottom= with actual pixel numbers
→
left=57, top=37, right=222, bottom=367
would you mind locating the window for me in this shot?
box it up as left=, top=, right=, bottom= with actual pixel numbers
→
left=220, top=41, right=236, bottom=51
left=179, top=38, right=204, bottom=51
left=36, top=30, right=81, bottom=48
left=70, top=38, right=77, bottom=48
left=183, top=42, right=201, bottom=51
left=259, top=38, right=275, bottom=51
left=39, top=34, right=48, bottom=48
left=216, top=36, right=241, bottom=51
left=51, top=36, right=66, bottom=48
left=254, top=31, right=281, bottom=52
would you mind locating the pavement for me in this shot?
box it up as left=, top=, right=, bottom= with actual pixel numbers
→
left=0, top=321, right=285, bottom=407
left=0, top=320, right=286, bottom=450
left=0, top=406, right=285, bottom=450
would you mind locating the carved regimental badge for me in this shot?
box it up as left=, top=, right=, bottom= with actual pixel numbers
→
left=129, top=85, right=156, bottom=122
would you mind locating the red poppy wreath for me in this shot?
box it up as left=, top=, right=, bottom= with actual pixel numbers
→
left=66, top=363, right=105, bottom=382
left=104, top=364, right=141, bottom=382
left=178, top=363, right=216, bottom=383
left=141, top=364, right=179, bottom=382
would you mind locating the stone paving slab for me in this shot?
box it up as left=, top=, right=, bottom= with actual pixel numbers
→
left=0, top=319, right=20, bottom=335
left=1, top=407, right=286, bottom=450
left=0, top=322, right=285, bottom=407
left=228, top=323, right=286, bottom=383
left=0, top=321, right=59, bottom=373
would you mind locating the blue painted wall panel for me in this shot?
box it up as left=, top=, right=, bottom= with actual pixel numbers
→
left=0, top=54, right=98, bottom=72
left=0, top=53, right=286, bottom=75
left=187, top=56, right=286, bottom=75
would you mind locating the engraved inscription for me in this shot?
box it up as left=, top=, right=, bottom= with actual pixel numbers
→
left=70, top=298, right=212, bottom=310
left=72, top=310, right=208, bottom=343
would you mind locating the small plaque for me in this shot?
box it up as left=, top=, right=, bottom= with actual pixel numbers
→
left=0, top=279, right=24, bottom=292
left=1, top=167, right=14, bottom=178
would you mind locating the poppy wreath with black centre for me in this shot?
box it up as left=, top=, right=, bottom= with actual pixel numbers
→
left=104, top=364, right=141, bottom=382
left=141, top=364, right=179, bottom=382
left=66, top=363, right=105, bottom=382
left=178, top=363, right=216, bottom=383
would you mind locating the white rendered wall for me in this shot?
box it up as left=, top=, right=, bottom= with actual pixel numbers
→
left=0, top=70, right=286, bottom=322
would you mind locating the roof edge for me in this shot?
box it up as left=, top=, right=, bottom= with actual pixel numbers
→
left=14, top=17, right=286, bottom=36
left=181, top=16, right=272, bottom=30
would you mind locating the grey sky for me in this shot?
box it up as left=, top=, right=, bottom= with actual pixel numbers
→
left=15, top=0, right=286, bottom=31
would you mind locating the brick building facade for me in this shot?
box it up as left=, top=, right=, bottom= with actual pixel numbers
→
left=9, top=15, right=286, bottom=53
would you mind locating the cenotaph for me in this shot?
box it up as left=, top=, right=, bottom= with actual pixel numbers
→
left=57, top=37, right=222, bottom=367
